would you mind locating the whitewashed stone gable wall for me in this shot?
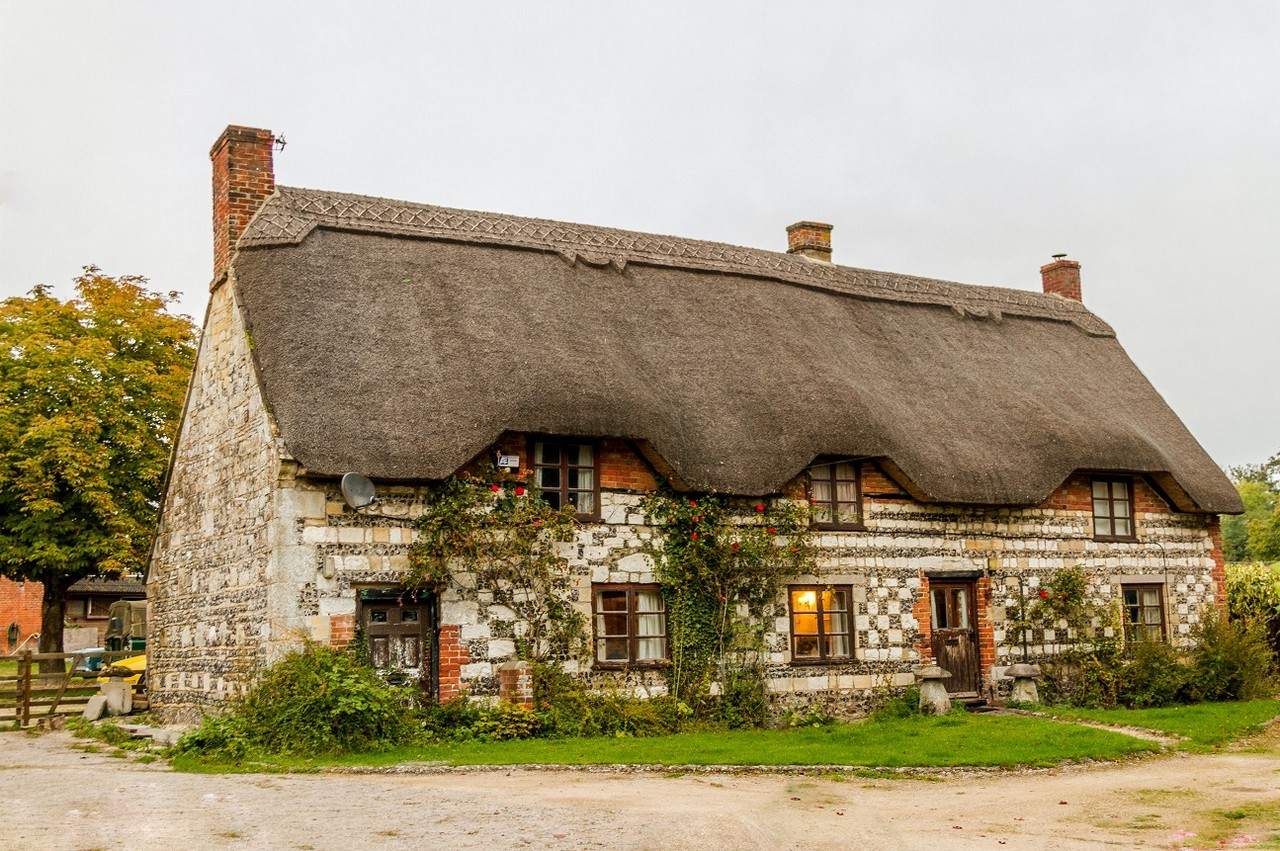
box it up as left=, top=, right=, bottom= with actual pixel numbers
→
left=147, top=279, right=284, bottom=722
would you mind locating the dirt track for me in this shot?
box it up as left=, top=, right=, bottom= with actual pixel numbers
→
left=4, top=729, right=1280, bottom=850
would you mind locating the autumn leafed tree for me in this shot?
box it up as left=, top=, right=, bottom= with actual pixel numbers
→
left=0, top=268, right=196, bottom=666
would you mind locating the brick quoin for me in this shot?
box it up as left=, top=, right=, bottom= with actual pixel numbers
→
left=436, top=624, right=470, bottom=702
left=975, top=577, right=996, bottom=681
left=913, top=572, right=933, bottom=663
left=1207, top=517, right=1228, bottom=612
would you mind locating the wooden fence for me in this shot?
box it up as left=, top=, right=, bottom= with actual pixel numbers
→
left=0, top=650, right=142, bottom=726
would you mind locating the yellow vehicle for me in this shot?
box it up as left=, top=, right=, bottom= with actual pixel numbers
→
left=96, top=654, right=146, bottom=689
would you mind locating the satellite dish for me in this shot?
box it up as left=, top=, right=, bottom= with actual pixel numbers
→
left=340, top=472, right=378, bottom=510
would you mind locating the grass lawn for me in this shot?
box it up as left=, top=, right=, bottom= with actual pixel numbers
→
left=1036, top=699, right=1280, bottom=750
left=172, top=712, right=1160, bottom=773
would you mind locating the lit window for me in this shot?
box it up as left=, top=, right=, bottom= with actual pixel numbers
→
left=532, top=439, right=598, bottom=518
left=1092, top=478, right=1135, bottom=540
left=788, top=585, right=853, bottom=662
left=1122, top=584, right=1165, bottom=642
left=593, top=585, right=668, bottom=666
left=807, top=460, right=862, bottom=529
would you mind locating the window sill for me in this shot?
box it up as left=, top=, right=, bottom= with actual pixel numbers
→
left=1094, top=535, right=1138, bottom=543
left=592, top=661, right=670, bottom=671
left=787, top=656, right=853, bottom=666
left=812, top=523, right=865, bottom=532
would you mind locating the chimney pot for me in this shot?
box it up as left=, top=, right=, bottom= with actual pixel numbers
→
left=1040, top=255, right=1082, bottom=302
left=786, top=221, right=833, bottom=263
left=210, top=125, right=276, bottom=289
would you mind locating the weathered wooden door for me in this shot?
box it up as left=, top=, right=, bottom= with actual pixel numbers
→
left=929, top=580, right=979, bottom=694
left=362, top=597, right=432, bottom=686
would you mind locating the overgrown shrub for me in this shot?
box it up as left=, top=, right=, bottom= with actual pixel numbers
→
left=1185, top=609, right=1275, bottom=702
left=713, top=667, right=769, bottom=729
left=1040, top=607, right=1275, bottom=709
left=532, top=663, right=689, bottom=738
left=419, top=698, right=541, bottom=742
left=175, top=644, right=418, bottom=759
left=1115, top=640, right=1189, bottom=708
left=870, top=686, right=920, bottom=721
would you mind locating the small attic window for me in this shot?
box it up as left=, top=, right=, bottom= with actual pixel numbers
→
left=531, top=438, right=599, bottom=520
left=807, top=460, right=863, bottom=530
left=1092, top=477, right=1136, bottom=541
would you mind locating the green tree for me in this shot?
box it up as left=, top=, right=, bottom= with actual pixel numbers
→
left=0, top=268, right=196, bottom=666
left=1223, top=479, right=1277, bottom=562
left=1223, top=453, right=1280, bottom=564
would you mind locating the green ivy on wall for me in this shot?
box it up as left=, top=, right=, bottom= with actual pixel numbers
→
left=405, top=468, right=584, bottom=661
left=640, top=489, right=817, bottom=706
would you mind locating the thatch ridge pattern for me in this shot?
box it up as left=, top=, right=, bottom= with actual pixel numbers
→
left=238, top=187, right=1113, bottom=337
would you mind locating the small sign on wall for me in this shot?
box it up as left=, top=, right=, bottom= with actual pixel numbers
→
left=496, top=454, right=520, bottom=470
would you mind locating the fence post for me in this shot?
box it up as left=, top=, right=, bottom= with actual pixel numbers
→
left=19, top=650, right=32, bottom=728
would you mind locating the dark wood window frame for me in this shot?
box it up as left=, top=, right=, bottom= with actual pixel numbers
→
left=84, top=597, right=113, bottom=620
left=528, top=436, right=601, bottom=522
left=806, top=459, right=864, bottom=531
left=1092, top=476, right=1137, bottom=542
left=592, top=583, right=669, bottom=668
left=1122, top=583, right=1166, bottom=643
left=787, top=584, right=854, bottom=664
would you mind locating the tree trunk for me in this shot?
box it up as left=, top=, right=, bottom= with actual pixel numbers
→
left=38, top=574, right=71, bottom=674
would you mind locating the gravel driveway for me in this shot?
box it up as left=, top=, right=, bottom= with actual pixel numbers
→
left=4, top=729, right=1280, bottom=850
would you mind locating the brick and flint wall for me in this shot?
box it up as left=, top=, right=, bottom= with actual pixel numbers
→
left=152, top=430, right=1223, bottom=720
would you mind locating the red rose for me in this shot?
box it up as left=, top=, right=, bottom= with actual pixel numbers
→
left=490, top=484, right=501, bottom=493
left=691, top=532, right=699, bottom=541
left=689, top=500, right=698, bottom=507
left=731, top=542, right=740, bottom=551
left=767, top=526, right=777, bottom=534
left=1038, top=589, right=1049, bottom=599
left=515, top=486, right=525, bottom=496
left=755, top=503, right=765, bottom=512
left=532, top=519, right=542, bottom=527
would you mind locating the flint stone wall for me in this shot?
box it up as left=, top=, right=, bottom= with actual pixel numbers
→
left=150, top=323, right=1224, bottom=722
left=147, top=280, right=283, bottom=723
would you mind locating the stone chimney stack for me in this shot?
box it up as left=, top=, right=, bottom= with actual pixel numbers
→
left=1040, top=254, right=1082, bottom=302
left=210, top=125, right=275, bottom=288
left=786, top=221, right=833, bottom=263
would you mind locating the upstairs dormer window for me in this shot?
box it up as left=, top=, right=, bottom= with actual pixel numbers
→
left=807, top=460, right=863, bottom=529
left=1092, top=477, right=1136, bottom=541
left=531, top=438, right=599, bottom=520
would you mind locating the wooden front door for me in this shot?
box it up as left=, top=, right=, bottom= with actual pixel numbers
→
left=929, top=580, right=979, bottom=694
left=361, top=593, right=433, bottom=687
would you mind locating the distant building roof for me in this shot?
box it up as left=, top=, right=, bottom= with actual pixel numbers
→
left=67, top=576, right=145, bottom=597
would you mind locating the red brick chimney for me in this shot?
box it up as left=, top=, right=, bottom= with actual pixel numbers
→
left=1040, top=254, right=1082, bottom=301
left=786, top=221, right=833, bottom=263
left=210, top=125, right=275, bottom=288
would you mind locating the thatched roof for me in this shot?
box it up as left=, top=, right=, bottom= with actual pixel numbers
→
left=228, top=187, right=1241, bottom=514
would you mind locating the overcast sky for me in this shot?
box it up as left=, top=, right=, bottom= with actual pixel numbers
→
left=2, top=2, right=1277, bottom=470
